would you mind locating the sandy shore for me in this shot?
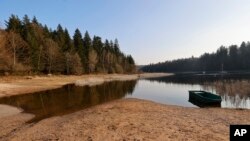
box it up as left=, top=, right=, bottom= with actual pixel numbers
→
left=0, top=73, right=249, bottom=141
left=0, top=73, right=171, bottom=98
left=0, top=99, right=249, bottom=141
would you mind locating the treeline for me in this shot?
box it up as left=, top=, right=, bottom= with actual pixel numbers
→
left=0, top=15, right=135, bottom=75
left=141, top=42, right=250, bottom=72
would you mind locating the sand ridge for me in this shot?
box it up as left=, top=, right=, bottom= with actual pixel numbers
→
left=0, top=73, right=171, bottom=98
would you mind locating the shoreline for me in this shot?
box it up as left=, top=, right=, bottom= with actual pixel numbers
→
left=0, top=98, right=249, bottom=140
left=0, top=73, right=172, bottom=98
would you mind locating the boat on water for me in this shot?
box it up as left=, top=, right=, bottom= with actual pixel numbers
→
left=188, top=90, right=222, bottom=107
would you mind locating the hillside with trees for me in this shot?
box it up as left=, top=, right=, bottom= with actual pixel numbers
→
left=0, top=15, right=136, bottom=75
left=141, top=42, right=250, bottom=73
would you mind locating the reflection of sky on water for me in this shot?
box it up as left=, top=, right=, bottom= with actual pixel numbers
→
left=126, top=80, right=200, bottom=107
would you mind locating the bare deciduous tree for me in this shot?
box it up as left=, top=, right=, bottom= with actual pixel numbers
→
left=44, top=38, right=64, bottom=73
left=65, top=52, right=82, bottom=74
left=1, top=31, right=31, bottom=72
left=88, top=48, right=98, bottom=73
left=0, top=30, right=12, bottom=71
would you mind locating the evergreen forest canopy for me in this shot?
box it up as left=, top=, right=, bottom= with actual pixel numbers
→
left=141, top=42, right=250, bottom=73
left=0, top=14, right=136, bottom=75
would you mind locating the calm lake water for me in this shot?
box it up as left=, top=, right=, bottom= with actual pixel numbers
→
left=0, top=74, right=250, bottom=122
left=133, top=74, right=250, bottom=109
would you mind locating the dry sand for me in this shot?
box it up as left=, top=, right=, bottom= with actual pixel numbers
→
left=0, top=73, right=249, bottom=141
left=0, top=99, right=249, bottom=141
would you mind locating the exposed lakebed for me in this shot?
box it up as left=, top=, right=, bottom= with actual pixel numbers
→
left=0, top=74, right=250, bottom=122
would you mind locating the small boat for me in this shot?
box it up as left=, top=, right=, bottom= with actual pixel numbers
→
left=188, top=90, right=222, bottom=107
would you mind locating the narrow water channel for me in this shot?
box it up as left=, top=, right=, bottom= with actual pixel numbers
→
left=0, top=80, right=137, bottom=122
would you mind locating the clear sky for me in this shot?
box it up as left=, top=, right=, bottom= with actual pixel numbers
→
left=1, top=0, right=250, bottom=65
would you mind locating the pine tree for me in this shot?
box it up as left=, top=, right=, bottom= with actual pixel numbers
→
left=5, top=14, right=22, bottom=33
left=54, top=24, right=65, bottom=50
left=43, top=25, right=50, bottom=38
left=73, top=29, right=85, bottom=72
left=114, top=38, right=120, bottom=55
left=21, top=15, right=31, bottom=40
left=83, top=31, right=92, bottom=73
left=22, top=15, right=30, bottom=25
left=32, top=16, right=39, bottom=25
left=63, top=28, right=72, bottom=52
left=92, top=36, right=104, bottom=72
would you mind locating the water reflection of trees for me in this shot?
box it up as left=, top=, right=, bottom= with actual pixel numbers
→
left=202, top=80, right=250, bottom=108
left=146, top=74, right=250, bottom=109
left=0, top=80, right=137, bottom=122
left=146, top=74, right=250, bottom=85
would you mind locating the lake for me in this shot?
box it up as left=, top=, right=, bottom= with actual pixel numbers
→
left=0, top=74, right=250, bottom=122
left=128, top=74, right=250, bottom=109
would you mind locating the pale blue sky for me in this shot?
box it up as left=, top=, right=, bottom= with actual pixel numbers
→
left=1, top=0, right=250, bottom=65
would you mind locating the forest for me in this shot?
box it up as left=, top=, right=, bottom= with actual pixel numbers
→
left=141, top=42, right=250, bottom=73
left=0, top=15, right=136, bottom=75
